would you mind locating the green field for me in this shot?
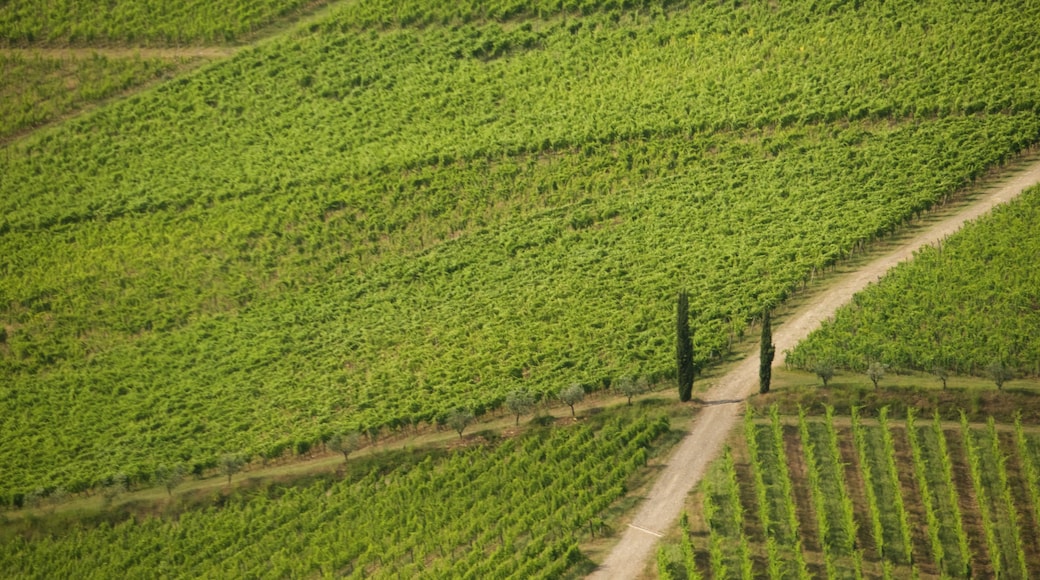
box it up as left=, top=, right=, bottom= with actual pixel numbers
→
left=0, top=410, right=673, bottom=579
left=0, top=52, right=192, bottom=139
left=660, top=406, right=1040, bottom=579
left=3, top=0, right=1040, bottom=520
left=788, top=184, right=1040, bottom=379
left=0, top=0, right=320, bottom=45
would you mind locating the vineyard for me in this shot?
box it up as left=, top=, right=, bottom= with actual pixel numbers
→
left=0, top=0, right=322, bottom=46
left=788, top=184, right=1040, bottom=379
left=0, top=411, right=673, bottom=578
left=0, top=51, right=193, bottom=139
left=3, top=0, right=1040, bottom=510
left=659, top=406, right=1040, bottom=579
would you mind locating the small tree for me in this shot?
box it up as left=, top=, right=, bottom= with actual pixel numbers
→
left=505, top=389, right=534, bottom=425
left=616, top=377, right=642, bottom=405
left=813, top=361, right=835, bottom=388
left=447, top=408, right=475, bottom=438
left=932, top=364, right=950, bottom=390
left=219, top=454, right=246, bottom=486
left=867, top=361, right=886, bottom=389
left=676, top=290, right=694, bottom=402
left=559, top=384, right=585, bottom=417
left=987, top=360, right=1013, bottom=390
left=155, top=464, right=186, bottom=497
left=328, top=431, right=362, bottom=462
left=101, top=473, right=128, bottom=505
left=759, top=310, right=776, bottom=394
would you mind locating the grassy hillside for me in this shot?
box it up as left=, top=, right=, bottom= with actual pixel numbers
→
left=3, top=0, right=1040, bottom=500
left=788, top=184, right=1040, bottom=379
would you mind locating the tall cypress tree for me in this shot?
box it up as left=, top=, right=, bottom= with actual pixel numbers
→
left=759, top=309, right=776, bottom=394
left=676, top=290, right=694, bottom=402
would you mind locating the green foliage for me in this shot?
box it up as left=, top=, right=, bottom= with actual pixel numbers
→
left=789, top=186, right=1040, bottom=378
left=3, top=0, right=1040, bottom=499
left=615, top=377, right=642, bottom=405
left=759, top=310, right=775, bottom=394
left=813, top=361, right=835, bottom=387
left=0, top=414, right=671, bottom=578
left=904, top=409, right=945, bottom=575
left=0, top=0, right=317, bottom=45
left=676, top=290, right=694, bottom=402
left=558, top=385, right=584, bottom=417
left=986, top=360, right=1013, bottom=390
left=505, top=389, right=535, bottom=424
left=327, top=431, right=362, bottom=461
left=0, top=53, right=182, bottom=139
left=153, top=464, right=185, bottom=497
left=219, top=453, right=246, bottom=485
left=867, top=361, right=887, bottom=389
left=446, top=407, right=475, bottom=437
left=684, top=408, right=1039, bottom=578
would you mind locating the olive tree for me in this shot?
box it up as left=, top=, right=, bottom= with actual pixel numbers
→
left=988, top=360, right=1013, bottom=390
left=328, top=431, right=362, bottom=462
left=814, top=361, right=835, bottom=387
left=447, top=408, right=475, bottom=438
left=560, top=384, right=585, bottom=417
left=220, top=453, right=246, bottom=486
left=155, top=464, right=186, bottom=497
left=616, top=377, right=642, bottom=405
left=867, top=362, right=886, bottom=389
left=505, top=389, right=534, bottom=425
left=932, top=363, right=950, bottom=390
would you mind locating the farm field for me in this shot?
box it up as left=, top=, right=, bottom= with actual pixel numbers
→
left=4, top=0, right=1040, bottom=505
left=0, top=0, right=323, bottom=46
left=659, top=405, right=1040, bottom=579
left=788, top=183, right=1040, bottom=380
left=0, top=51, right=200, bottom=140
left=0, top=408, right=676, bottom=579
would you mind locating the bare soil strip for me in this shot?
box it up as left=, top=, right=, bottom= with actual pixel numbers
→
left=588, top=154, right=1040, bottom=579
left=0, top=47, right=235, bottom=59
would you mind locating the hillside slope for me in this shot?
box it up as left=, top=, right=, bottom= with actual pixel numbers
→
left=3, top=0, right=1040, bottom=499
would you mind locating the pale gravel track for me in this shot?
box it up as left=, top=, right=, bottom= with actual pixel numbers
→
left=588, top=155, right=1040, bottom=579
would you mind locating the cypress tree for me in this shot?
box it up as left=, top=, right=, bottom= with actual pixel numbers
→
left=676, top=290, right=694, bottom=402
left=759, top=310, right=776, bottom=394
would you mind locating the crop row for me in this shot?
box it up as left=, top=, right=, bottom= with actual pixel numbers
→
left=663, top=407, right=1040, bottom=578
left=4, top=2, right=1040, bottom=500
left=788, top=183, right=1040, bottom=378
left=0, top=52, right=185, bottom=139
left=0, top=412, right=670, bottom=578
left=3, top=1, right=1040, bottom=499
left=4, top=113, right=1037, bottom=501
left=0, top=0, right=317, bottom=46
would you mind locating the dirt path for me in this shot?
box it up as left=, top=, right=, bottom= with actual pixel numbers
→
left=0, top=47, right=236, bottom=59
left=587, top=154, right=1040, bottom=579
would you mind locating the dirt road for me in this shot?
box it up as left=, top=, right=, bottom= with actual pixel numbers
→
left=588, top=154, right=1040, bottom=579
left=0, top=47, right=236, bottom=59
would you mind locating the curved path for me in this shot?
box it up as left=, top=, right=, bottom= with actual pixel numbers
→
left=588, top=155, right=1040, bottom=579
